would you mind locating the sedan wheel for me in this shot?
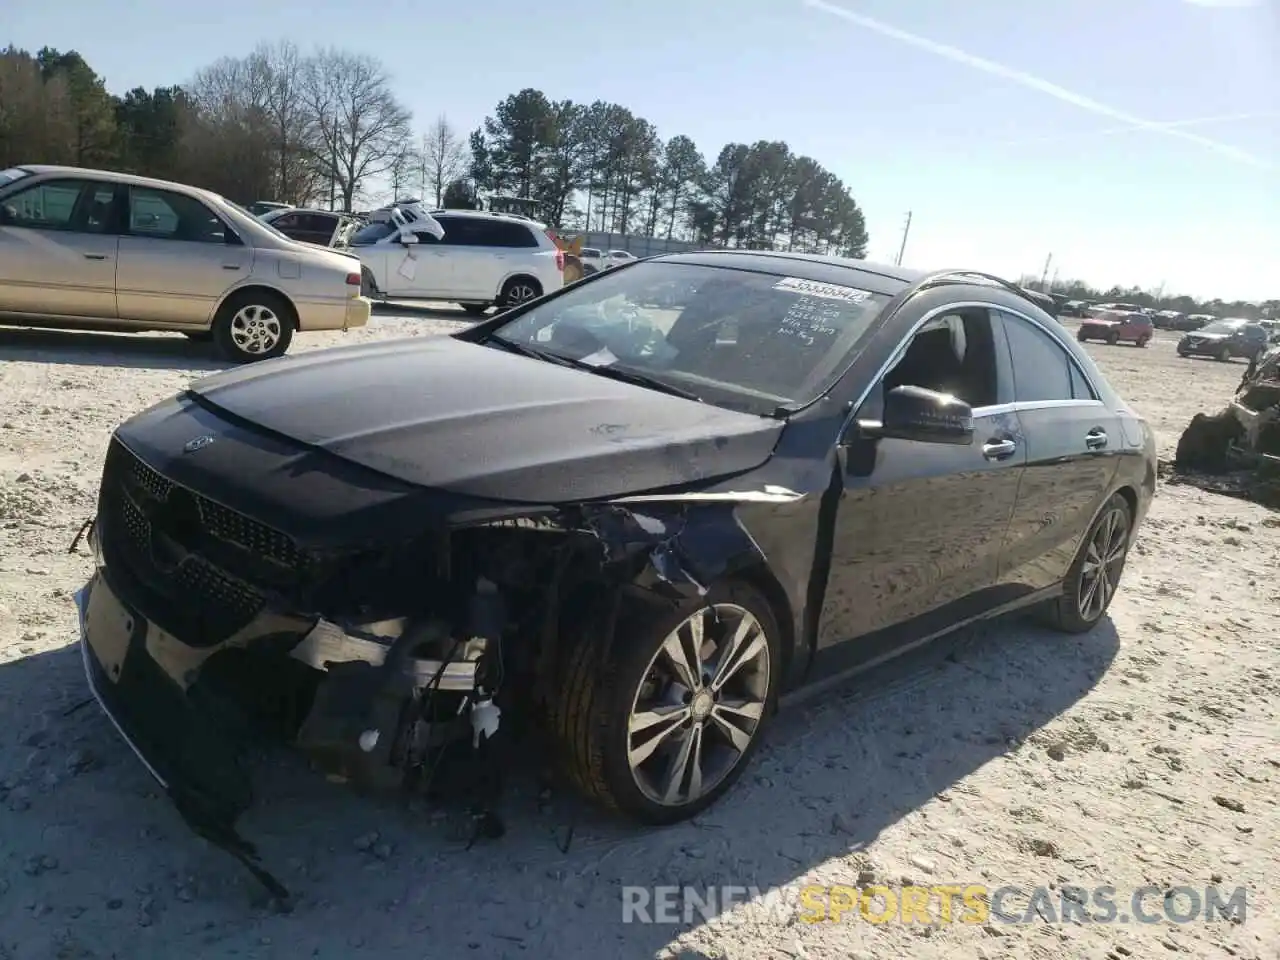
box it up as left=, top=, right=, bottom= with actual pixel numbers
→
left=551, top=581, right=780, bottom=824
left=627, top=604, right=770, bottom=808
left=212, top=291, right=295, bottom=363
left=1216, top=346, right=1231, bottom=362
left=1039, top=492, right=1133, bottom=633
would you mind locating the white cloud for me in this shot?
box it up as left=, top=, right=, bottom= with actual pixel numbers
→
left=802, top=0, right=1272, bottom=168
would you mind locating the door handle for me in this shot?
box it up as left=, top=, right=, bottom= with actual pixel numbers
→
left=83, top=253, right=108, bottom=260
left=1085, top=428, right=1108, bottom=450
left=221, top=264, right=242, bottom=271
left=982, top=438, right=1018, bottom=460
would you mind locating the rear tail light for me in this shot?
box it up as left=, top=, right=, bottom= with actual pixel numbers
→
left=345, top=272, right=361, bottom=287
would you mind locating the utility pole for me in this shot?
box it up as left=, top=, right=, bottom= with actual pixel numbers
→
left=1039, top=253, right=1053, bottom=291
left=895, top=211, right=913, bottom=266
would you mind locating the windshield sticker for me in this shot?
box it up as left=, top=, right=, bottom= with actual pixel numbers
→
left=579, top=346, right=618, bottom=367
left=778, top=296, right=842, bottom=346
left=772, top=277, right=873, bottom=303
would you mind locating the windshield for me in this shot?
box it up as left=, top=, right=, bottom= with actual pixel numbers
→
left=0, top=167, right=31, bottom=189
left=1200, top=321, right=1243, bottom=335
left=351, top=220, right=397, bottom=245
left=489, top=261, right=891, bottom=415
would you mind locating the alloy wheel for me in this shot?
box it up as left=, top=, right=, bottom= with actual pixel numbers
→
left=505, top=283, right=538, bottom=305
left=627, top=604, right=771, bottom=808
left=229, top=305, right=282, bottom=355
left=1077, top=505, right=1130, bottom=622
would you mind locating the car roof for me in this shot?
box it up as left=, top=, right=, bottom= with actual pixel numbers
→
left=16, top=164, right=219, bottom=197
left=432, top=208, right=547, bottom=227
left=653, top=250, right=929, bottom=296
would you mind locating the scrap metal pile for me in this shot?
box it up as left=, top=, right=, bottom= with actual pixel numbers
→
left=1173, top=345, right=1280, bottom=506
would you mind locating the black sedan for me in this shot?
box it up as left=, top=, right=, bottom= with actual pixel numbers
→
left=1177, top=319, right=1270, bottom=362
left=73, top=252, right=1156, bottom=897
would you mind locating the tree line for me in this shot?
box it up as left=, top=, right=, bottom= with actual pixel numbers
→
left=0, top=43, right=869, bottom=257
left=1, top=42, right=1270, bottom=308
left=1019, top=276, right=1276, bottom=322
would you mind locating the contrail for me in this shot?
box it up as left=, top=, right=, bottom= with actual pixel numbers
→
left=995, top=111, right=1280, bottom=148
left=802, top=0, right=1272, bottom=168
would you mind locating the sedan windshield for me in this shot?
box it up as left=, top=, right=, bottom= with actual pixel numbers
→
left=489, top=261, right=891, bottom=415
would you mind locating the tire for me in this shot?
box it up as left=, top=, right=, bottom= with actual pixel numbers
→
left=1216, top=346, right=1231, bottom=363
left=212, top=290, right=295, bottom=363
left=499, top=276, right=542, bottom=308
left=1136, top=336, right=1150, bottom=348
left=360, top=267, right=383, bottom=301
left=1106, top=331, right=1119, bottom=345
left=551, top=579, right=781, bottom=825
left=1076, top=331, right=1089, bottom=343
left=1038, top=493, right=1133, bottom=634
left=461, top=303, right=490, bottom=317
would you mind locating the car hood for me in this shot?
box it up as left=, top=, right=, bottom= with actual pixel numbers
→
left=1184, top=331, right=1227, bottom=340
left=185, top=336, right=783, bottom=503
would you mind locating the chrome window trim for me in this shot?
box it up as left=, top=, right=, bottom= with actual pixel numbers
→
left=845, top=298, right=1107, bottom=424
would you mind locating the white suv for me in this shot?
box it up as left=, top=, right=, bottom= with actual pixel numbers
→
left=349, top=208, right=564, bottom=314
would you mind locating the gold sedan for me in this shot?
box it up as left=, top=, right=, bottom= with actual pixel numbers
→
left=0, top=165, right=371, bottom=362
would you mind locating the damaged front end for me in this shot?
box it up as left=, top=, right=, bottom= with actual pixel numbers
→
left=72, top=437, right=802, bottom=903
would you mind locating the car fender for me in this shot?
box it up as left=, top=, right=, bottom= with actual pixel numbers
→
left=207, top=279, right=298, bottom=327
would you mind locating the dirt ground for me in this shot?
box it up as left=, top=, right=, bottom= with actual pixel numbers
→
left=0, top=312, right=1276, bottom=960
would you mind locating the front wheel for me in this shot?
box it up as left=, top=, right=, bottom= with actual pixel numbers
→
left=360, top=267, right=384, bottom=301
left=552, top=581, right=780, bottom=824
left=212, top=290, right=295, bottom=363
left=1106, top=331, right=1120, bottom=345
left=1077, top=331, right=1089, bottom=343
left=1136, top=336, right=1150, bottom=348
left=1038, top=493, right=1133, bottom=634
left=1216, top=346, right=1231, bottom=362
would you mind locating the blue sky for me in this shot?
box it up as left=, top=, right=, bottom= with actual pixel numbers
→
left=9, top=0, right=1278, bottom=300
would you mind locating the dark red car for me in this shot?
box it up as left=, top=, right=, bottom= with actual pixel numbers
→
left=1076, top=309, right=1154, bottom=347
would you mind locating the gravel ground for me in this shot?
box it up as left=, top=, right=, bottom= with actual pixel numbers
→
left=0, top=310, right=1276, bottom=960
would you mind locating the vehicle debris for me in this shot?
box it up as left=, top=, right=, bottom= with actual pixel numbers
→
left=1172, top=345, right=1280, bottom=507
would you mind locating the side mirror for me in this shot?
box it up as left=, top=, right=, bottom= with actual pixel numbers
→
left=857, top=385, right=974, bottom=445
left=398, top=232, right=418, bottom=245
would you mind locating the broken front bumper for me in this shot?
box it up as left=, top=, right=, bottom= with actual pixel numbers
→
left=75, top=569, right=253, bottom=826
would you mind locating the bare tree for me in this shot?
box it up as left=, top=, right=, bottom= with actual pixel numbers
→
left=303, top=49, right=411, bottom=211
left=249, top=42, right=322, bottom=205
left=387, top=143, right=421, bottom=203
left=421, top=114, right=466, bottom=208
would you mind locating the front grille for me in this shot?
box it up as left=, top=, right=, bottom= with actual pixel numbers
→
left=97, top=438, right=305, bottom=647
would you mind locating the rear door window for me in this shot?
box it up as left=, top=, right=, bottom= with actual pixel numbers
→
left=1, top=179, right=114, bottom=233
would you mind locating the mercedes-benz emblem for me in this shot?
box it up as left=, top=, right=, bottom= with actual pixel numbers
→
left=183, top=435, right=215, bottom=454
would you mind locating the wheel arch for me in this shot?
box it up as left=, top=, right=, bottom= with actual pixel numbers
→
left=496, top=272, right=545, bottom=299
left=210, top=283, right=299, bottom=329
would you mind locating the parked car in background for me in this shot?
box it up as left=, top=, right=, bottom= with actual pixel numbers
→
left=1086, top=301, right=1144, bottom=319
left=1177, top=318, right=1270, bottom=362
left=0, top=165, right=369, bottom=362
left=604, top=249, right=639, bottom=269
left=1060, top=300, right=1091, bottom=317
left=1076, top=308, right=1154, bottom=346
left=1179, top=313, right=1215, bottom=331
left=260, top=207, right=363, bottom=249
left=75, top=253, right=1154, bottom=895
left=1019, top=287, right=1059, bottom=317
left=579, top=247, right=604, bottom=274
left=1153, top=310, right=1186, bottom=329
left=246, top=200, right=290, bottom=217
left=349, top=207, right=564, bottom=314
